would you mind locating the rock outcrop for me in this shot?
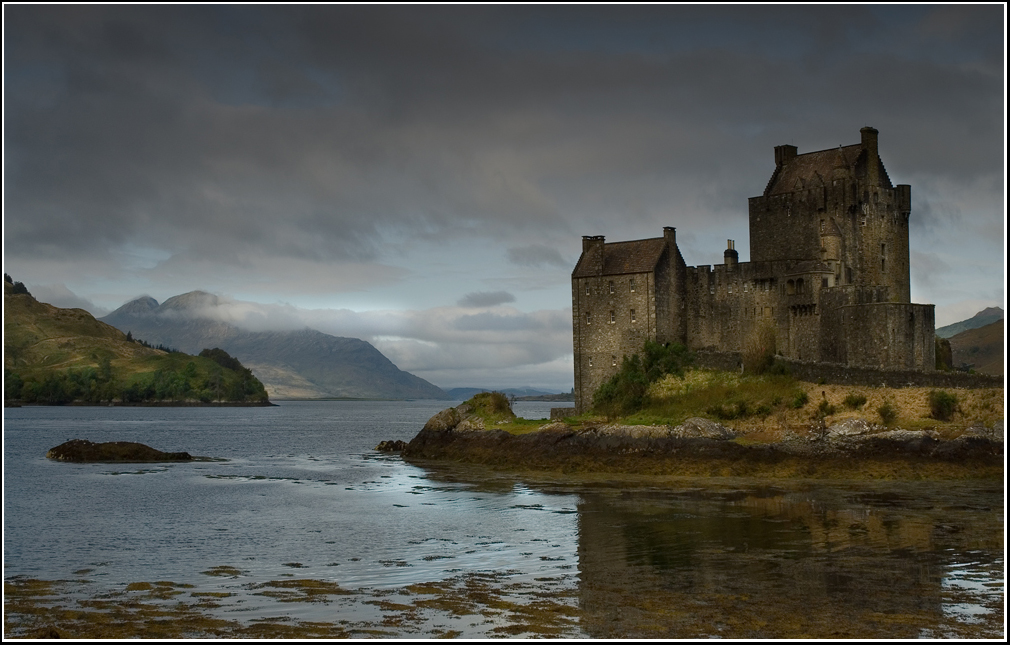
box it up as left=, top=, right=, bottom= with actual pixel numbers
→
left=47, top=439, right=193, bottom=462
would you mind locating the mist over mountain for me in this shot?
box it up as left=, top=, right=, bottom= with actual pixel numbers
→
left=101, top=292, right=448, bottom=400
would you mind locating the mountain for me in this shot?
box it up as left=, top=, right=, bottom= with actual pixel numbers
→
left=948, top=319, right=1004, bottom=376
left=101, top=291, right=448, bottom=400
left=3, top=281, right=267, bottom=404
left=936, top=306, right=1004, bottom=338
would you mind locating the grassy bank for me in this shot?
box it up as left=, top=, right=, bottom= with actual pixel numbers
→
left=530, top=368, right=1002, bottom=441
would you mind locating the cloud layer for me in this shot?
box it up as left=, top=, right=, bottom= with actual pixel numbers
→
left=4, top=6, right=1004, bottom=383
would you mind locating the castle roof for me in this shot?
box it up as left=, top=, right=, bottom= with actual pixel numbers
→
left=765, top=144, right=860, bottom=195
left=572, top=237, right=667, bottom=278
left=764, top=144, right=893, bottom=196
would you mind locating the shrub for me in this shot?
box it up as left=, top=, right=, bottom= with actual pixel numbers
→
left=592, top=341, right=692, bottom=417
left=877, top=402, right=897, bottom=425
left=470, top=391, right=512, bottom=417
left=843, top=394, right=867, bottom=410
left=791, top=392, right=808, bottom=409
left=928, top=390, right=958, bottom=422
left=593, top=354, right=650, bottom=418
left=706, top=400, right=749, bottom=421
left=817, top=399, right=837, bottom=417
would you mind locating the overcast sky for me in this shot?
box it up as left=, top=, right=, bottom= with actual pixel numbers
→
left=4, top=5, right=1005, bottom=390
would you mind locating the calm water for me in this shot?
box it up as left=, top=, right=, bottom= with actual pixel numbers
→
left=3, top=401, right=1004, bottom=638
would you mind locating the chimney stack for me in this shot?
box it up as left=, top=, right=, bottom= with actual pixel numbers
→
left=774, top=145, right=797, bottom=167
left=724, top=239, right=738, bottom=267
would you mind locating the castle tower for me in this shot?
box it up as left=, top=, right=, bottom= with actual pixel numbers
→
left=748, top=127, right=911, bottom=302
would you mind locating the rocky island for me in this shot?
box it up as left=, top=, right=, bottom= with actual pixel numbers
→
left=393, top=387, right=1003, bottom=480
left=47, top=439, right=194, bottom=463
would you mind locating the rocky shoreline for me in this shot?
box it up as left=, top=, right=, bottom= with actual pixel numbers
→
left=390, top=404, right=1004, bottom=480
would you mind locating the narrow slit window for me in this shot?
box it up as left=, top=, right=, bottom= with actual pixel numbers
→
left=630, top=309, right=636, bottom=323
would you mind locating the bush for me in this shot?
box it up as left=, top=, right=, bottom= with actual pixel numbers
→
left=877, top=402, right=897, bottom=425
left=817, top=399, right=837, bottom=417
left=843, top=394, right=867, bottom=410
left=791, top=392, right=808, bottom=409
left=928, top=390, right=958, bottom=421
left=592, top=341, right=692, bottom=418
left=469, top=391, right=513, bottom=418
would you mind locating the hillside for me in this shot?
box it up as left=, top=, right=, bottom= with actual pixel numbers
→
left=101, top=291, right=448, bottom=400
left=948, top=319, right=1004, bottom=376
left=936, top=306, right=1004, bottom=338
left=3, top=281, right=268, bottom=404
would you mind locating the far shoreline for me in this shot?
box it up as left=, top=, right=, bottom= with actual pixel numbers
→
left=4, top=400, right=277, bottom=408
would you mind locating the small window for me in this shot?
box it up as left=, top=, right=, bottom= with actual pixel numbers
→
left=822, top=278, right=828, bottom=288
left=586, top=312, right=591, bottom=325
left=585, top=283, right=590, bottom=296
left=588, top=356, right=592, bottom=367
left=610, top=310, right=615, bottom=324
left=630, top=309, right=636, bottom=323
left=609, top=280, right=614, bottom=294
left=612, top=356, right=617, bottom=367
left=629, top=277, right=636, bottom=292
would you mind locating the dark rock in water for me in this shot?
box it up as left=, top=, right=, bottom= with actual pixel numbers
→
left=46, top=439, right=192, bottom=462
left=375, top=440, right=407, bottom=452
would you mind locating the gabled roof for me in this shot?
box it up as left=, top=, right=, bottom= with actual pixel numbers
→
left=572, top=237, right=667, bottom=278
left=765, top=144, right=861, bottom=196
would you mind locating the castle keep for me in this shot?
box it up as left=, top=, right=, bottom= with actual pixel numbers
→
left=571, top=128, right=935, bottom=412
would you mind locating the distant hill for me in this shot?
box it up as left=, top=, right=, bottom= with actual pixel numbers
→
left=445, top=387, right=571, bottom=401
left=3, top=281, right=267, bottom=404
left=948, top=319, right=1004, bottom=376
left=936, top=306, right=1004, bottom=338
left=101, top=291, right=448, bottom=400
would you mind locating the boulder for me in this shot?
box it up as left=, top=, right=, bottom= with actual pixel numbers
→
left=375, top=440, right=407, bottom=452
left=670, top=417, right=736, bottom=440
left=826, top=418, right=878, bottom=437
left=422, top=407, right=461, bottom=432
left=46, top=439, right=192, bottom=462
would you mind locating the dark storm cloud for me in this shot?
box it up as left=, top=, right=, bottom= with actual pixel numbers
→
left=4, top=5, right=1002, bottom=274
left=457, top=291, right=516, bottom=308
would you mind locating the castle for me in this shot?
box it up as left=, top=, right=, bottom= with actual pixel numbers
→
left=571, top=128, right=936, bottom=412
